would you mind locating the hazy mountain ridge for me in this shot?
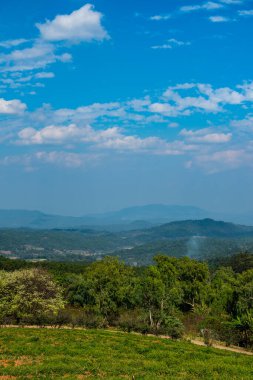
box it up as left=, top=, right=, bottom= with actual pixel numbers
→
left=0, top=204, right=250, bottom=230
left=142, top=218, right=253, bottom=240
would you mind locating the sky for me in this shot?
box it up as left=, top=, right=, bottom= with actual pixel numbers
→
left=0, top=0, right=253, bottom=216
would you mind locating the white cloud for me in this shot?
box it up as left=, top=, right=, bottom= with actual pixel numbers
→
left=219, top=0, right=242, bottom=3
left=238, top=9, right=253, bottom=16
left=168, top=38, right=191, bottom=46
left=151, top=44, right=173, bottom=50
left=190, top=149, right=247, bottom=173
left=180, top=128, right=232, bottom=143
left=15, top=122, right=199, bottom=159
left=209, top=15, right=231, bottom=22
left=34, top=72, right=55, bottom=79
left=17, top=123, right=164, bottom=153
left=168, top=122, right=179, bottom=128
left=0, top=39, right=28, bottom=49
left=0, top=151, right=101, bottom=169
left=1, top=42, right=54, bottom=62
left=18, top=124, right=85, bottom=145
left=149, top=102, right=179, bottom=116
left=8, top=81, right=252, bottom=130
left=156, top=83, right=246, bottom=115
left=0, top=41, right=71, bottom=73
left=34, top=151, right=99, bottom=168
left=180, top=2, right=224, bottom=13
left=230, top=115, right=253, bottom=129
left=37, top=4, right=109, bottom=43
left=150, top=15, right=171, bottom=21
left=1, top=79, right=253, bottom=173
left=0, top=98, right=26, bottom=114
left=0, top=4, right=107, bottom=90
left=152, top=38, right=191, bottom=50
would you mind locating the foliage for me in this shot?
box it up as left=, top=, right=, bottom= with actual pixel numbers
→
left=0, top=254, right=252, bottom=349
left=0, top=268, right=64, bottom=324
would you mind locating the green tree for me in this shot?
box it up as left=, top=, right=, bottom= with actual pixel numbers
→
left=176, top=257, right=210, bottom=310
left=209, top=266, right=237, bottom=316
left=84, top=257, right=139, bottom=318
left=0, top=268, right=64, bottom=324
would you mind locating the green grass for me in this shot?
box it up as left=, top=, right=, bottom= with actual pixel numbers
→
left=0, top=328, right=252, bottom=379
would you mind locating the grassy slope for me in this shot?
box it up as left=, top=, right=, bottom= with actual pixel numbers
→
left=0, top=328, right=252, bottom=380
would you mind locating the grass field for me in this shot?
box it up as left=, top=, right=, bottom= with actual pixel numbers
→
left=0, top=328, right=252, bottom=379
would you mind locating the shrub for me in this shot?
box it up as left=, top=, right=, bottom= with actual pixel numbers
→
left=116, top=309, right=150, bottom=334
left=160, top=316, right=184, bottom=339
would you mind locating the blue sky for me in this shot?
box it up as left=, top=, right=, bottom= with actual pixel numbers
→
left=0, top=0, right=253, bottom=215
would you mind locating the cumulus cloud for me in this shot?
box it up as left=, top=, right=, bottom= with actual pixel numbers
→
left=17, top=123, right=164, bottom=153
left=148, top=82, right=248, bottom=116
left=0, top=98, right=26, bottom=114
left=6, top=80, right=253, bottom=129
left=37, top=4, right=109, bottom=43
left=0, top=4, right=108, bottom=90
left=180, top=128, right=232, bottom=143
left=1, top=80, right=253, bottom=172
left=14, top=120, right=203, bottom=160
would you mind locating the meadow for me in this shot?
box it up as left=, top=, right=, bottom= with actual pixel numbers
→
left=0, top=328, right=252, bottom=380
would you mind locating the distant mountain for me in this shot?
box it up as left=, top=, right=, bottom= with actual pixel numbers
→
left=0, top=205, right=253, bottom=230
left=115, top=219, right=253, bottom=265
left=128, top=218, right=253, bottom=242
left=93, top=204, right=209, bottom=223
left=0, top=210, right=85, bottom=229
left=0, top=205, right=210, bottom=230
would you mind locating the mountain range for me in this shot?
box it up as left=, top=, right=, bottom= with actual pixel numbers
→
left=0, top=204, right=252, bottom=230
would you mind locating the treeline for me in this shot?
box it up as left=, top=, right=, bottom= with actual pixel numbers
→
left=0, top=253, right=252, bottom=348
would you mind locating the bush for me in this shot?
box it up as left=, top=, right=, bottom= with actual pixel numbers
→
left=160, top=316, right=184, bottom=339
left=199, top=316, right=242, bottom=347
left=116, top=309, right=150, bottom=334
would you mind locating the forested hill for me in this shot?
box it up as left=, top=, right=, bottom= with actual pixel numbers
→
left=133, top=218, right=253, bottom=242
left=1, top=218, right=253, bottom=263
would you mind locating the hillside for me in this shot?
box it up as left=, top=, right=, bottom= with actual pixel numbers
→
left=113, top=237, right=253, bottom=266
left=0, top=228, right=129, bottom=261
left=1, top=219, right=253, bottom=263
left=0, top=328, right=252, bottom=379
left=131, top=218, right=253, bottom=241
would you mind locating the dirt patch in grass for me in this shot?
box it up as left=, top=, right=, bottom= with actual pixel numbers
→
left=14, top=356, right=34, bottom=367
left=0, top=356, right=43, bottom=368
left=76, top=374, right=93, bottom=379
left=0, top=359, right=11, bottom=368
